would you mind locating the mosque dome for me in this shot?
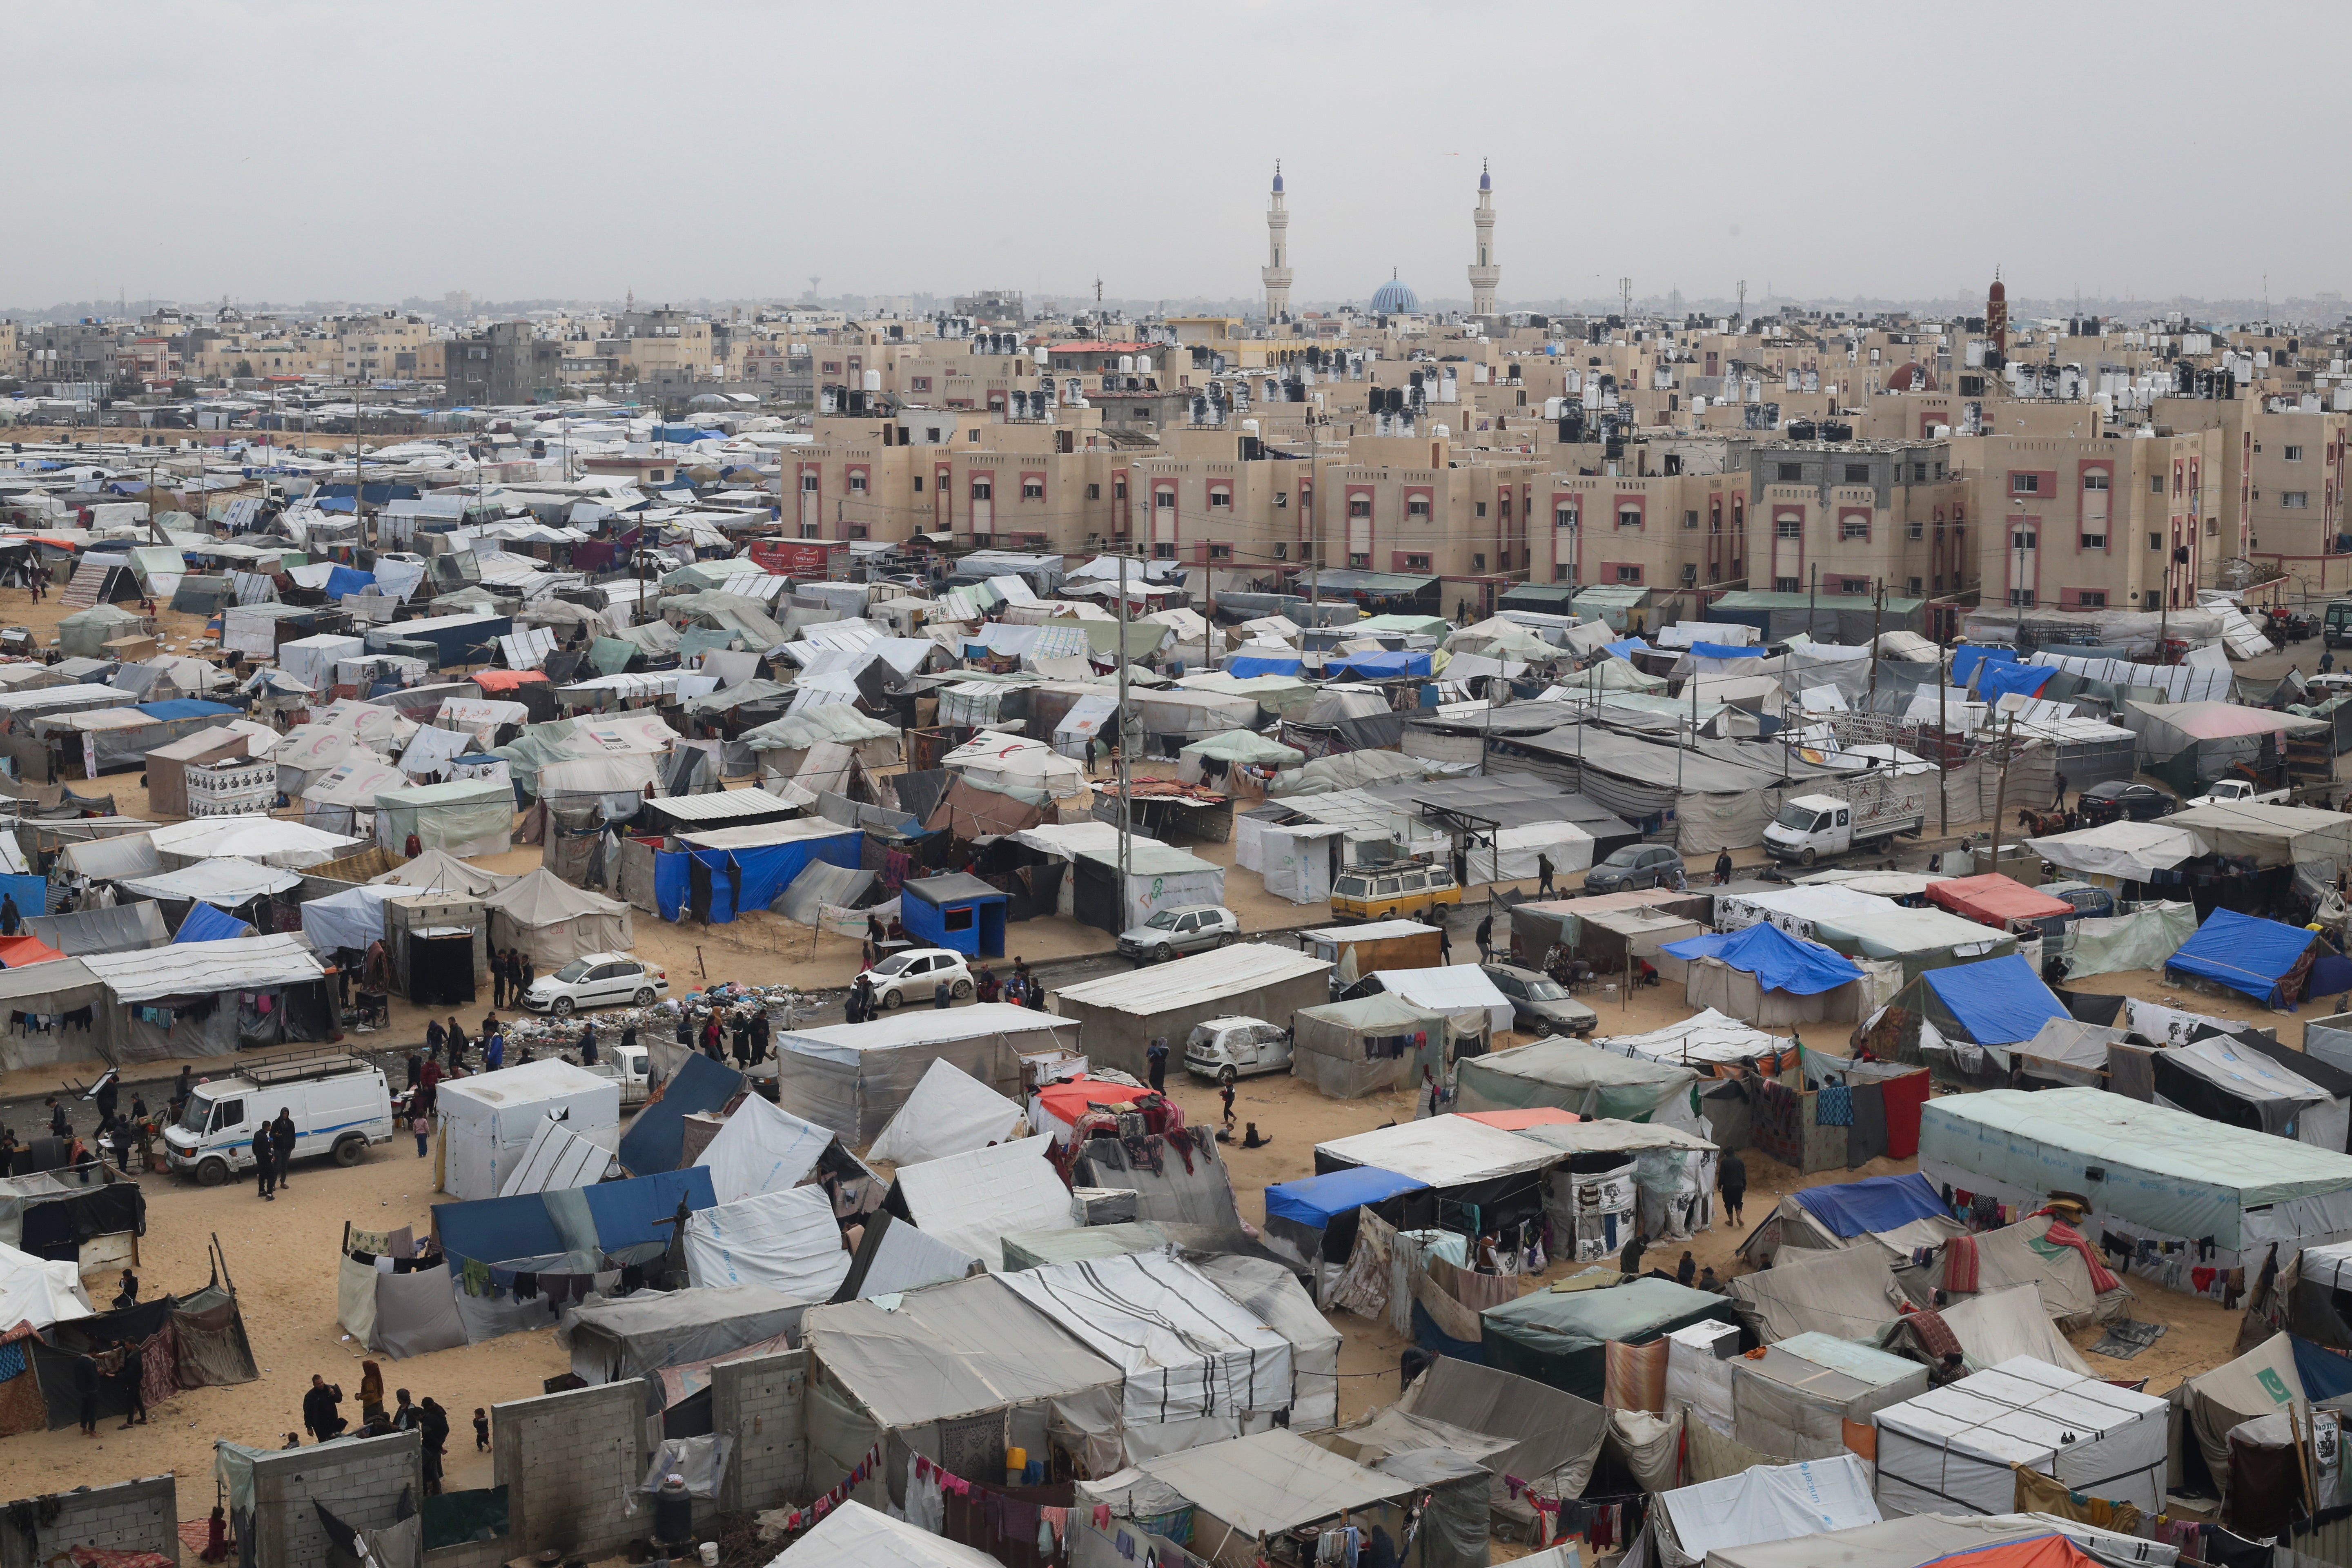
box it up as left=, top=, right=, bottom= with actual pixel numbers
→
left=1369, top=271, right=1420, bottom=314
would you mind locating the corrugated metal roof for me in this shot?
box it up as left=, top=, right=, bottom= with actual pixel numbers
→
left=647, top=788, right=799, bottom=824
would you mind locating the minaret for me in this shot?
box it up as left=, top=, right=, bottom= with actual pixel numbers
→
left=1262, top=163, right=1294, bottom=321
left=1468, top=160, right=1499, bottom=317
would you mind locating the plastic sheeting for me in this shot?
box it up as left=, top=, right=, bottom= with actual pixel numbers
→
left=562, top=1284, right=808, bottom=1386
left=1290, top=991, right=1449, bottom=1100
left=2061, top=902, right=2195, bottom=979
left=684, top=1184, right=853, bottom=1300
left=1192, top=1255, right=1341, bottom=1432
left=1871, top=1357, right=2169, bottom=1517
left=866, top=1057, right=1030, bottom=1166
left=2165, top=907, right=2322, bottom=1007
left=1657, top=1453, right=1880, bottom=1568
left=891, top=1138, right=1075, bottom=1268
left=1662, top=922, right=1861, bottom=995
left=771, top=1004, right=1063, bottom=1142
left=1920, top=955, right=2069, bottom=1047
left=437, top=1058, right=619, bottom=1203
left=694, top=1094, right=836, bottom=1205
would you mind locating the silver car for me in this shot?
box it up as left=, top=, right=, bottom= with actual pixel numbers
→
left=1117, top=904, right=1241, bottom=963
left=1482, top=963, right=1599, bottom=1038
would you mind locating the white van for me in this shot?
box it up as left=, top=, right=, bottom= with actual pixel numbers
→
left=164, top=1049, right=396, bottom=1186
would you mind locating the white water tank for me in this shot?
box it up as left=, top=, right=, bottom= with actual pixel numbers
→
left=1135, top=355, right=1152, bottom=374
left=863, top=370, right=880, bottom=392
left=1118, top=356, right=1134, bottom=374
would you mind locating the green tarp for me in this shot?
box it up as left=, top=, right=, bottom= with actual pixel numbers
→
left=1453, top=1039, right=1698, bottom=1123
left=1481, top=1278, right=1739, bottom=1399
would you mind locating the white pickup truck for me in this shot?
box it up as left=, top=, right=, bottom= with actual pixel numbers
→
left=573, top=1043, right=653, bottom=1107
left=1762, top=777, right=1928, bottom=866
left=2185, top=778, right=2292, bottom=809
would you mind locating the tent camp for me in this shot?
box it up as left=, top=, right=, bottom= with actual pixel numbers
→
left=886, top=1137, right=1075, bottom=1267
left=1289, top=991, right=1450, bottom=1099
left=1737, top=1172, right=1962, bottom=1268
left=480, top=868, right=633, bottom=967
left=1481, top=1276, right=1740, bottom=1401
left=1872, top=1356, right=2169, bottom=1517
left=1920, top=1086, right=2352, bottom=1270
left=374, top=777, right=513, bottom=858
left=1662, top=922, right=1879, bottom=1026
left=1856, top=953, right=2071, bottom=1088
left=436, top=1058, right=619, bottom=1202
left=1452, top=1038, right=1702, bottom=1126
left=768, top=1003, right=1073, bottom=1142
left=2164, top=908, right=2325, bottom=1008
left=1051, top=944, right=1330, bottom=1078
left=866, top=1056, right=1031, bottom=1166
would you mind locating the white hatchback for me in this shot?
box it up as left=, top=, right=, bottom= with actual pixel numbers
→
left=869, top=948, right=975, bottom=1009
left=522, top=952, right=670, bottom=1015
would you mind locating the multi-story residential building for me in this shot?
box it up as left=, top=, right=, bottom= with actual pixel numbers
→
left=1952, top=428, right=2220, bottom=614
left=445, top=321, right=562, bottom=406
left=2152, top=395, right=2350, bottom=566
left=328, top=312, right=432, bottom=381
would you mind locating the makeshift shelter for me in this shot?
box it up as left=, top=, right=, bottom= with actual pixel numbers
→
left=888, top=1137, right=1076, bottom=1268
left=1176, top=728, right=1305, bottom=786
left=436, top=1058, right=619, bottom=1203
left=1733, top=1051, right=1933, bottom=1174
left=1067, top=844, right=1227, bottom=935
left=2125, top=700, right=2330, bottom=792
left=2055, top=900, right=2196, bottom=980
left=1654, top=1452, right=1882, bottom=1567
left=480, top=867, right=632, bottom=967
left=295, top=882, right=411, bottom=956
left=370, top=846, right=517, bottom=900
left=299, top=758, right=408, bottom=835
left=2152, top=1031, right=2348, bottom=1149
left=56, top=605, right=144, bottom=658
left=1378, top=1354, right=1609, bottom=1530
left=374, top=777, right=514, bottom=858
left=0, top=1242, right=92, bottom=1330
left=682, top=1185, right=853, bottom=1301
left=1857, top=953, right=2072, bottom=1088
left=1725, top=1336, right=1931, bottom=1462
left=1914, top=1212, right=2129, bottom=1333
left=691, top=1092, right=844, bottom=1205
left=1263, top=1165, right=1430, bottom=1276
left=1919, top=1086, right=2352, bottom=1270
left=1481, top=1277, right=1740, bottom=1401
left=772, top=1501, right=1002, bottom=1568
left=80, top=933, right=332, bottom=1060
left=1315, top=1115, right=1559, bottom=1243
left=618, top=1052, right=745, bottom=1177
left=1294, top=920, right=1445, bottom=980
left=146, top=815, right=360, bottom=869
left=561, top=1283, right=808, bottom=1388
left=769, top=1003, right=1072, bottom=1142
left=1051, top=944, right=1330, bottom=1078
left=1925, top=874, right=2077, bottom=932
left=657, top=819, right=866, bottom=924
left=498, top=1117, right=615, bottom=1196
left=143, top=725, right=271, bottom=817
left=2164, top=907, right=2325, bottom=1008
left=31, top=1269, right=257, bottom=1431
left=866, top=1056, right=1031, bottom=1166
left=2023, top=820, right=2209, bottom=884
left=1737, top=1173, right=1962, bottom=1268
left=1134, top=1430, right=1411, bottom=1568
left=0, top=958, right=108, bottom=1072
left=1368, top=964, right=1514, bottom=1044
left=1452, top=1038, right=1702, bottom=1126
left=1665, top=922, right=1878, bottom=1026
left=1724, top=1241, right=1908, bottom=1342
left=1595, top=1009, right=1796, bottom=1074
left=1510, top=1118, right=1720, bottom=1262
left=1872, top=1356, right=2169, bottom=1517
left=898, top=872, right=1009, bottom=959
left=1290, top=992, right=1450, bottom=1099
left=2165, top=801, right=2352, bottom=867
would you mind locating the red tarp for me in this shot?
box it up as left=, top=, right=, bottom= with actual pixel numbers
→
left=1924, top=873, right=2074, bottom=930
left=0, top=935, right=68, bottom=968
left=469, top=669, right=550, bottom=693
left=1035, top=1076, right=1149, bottom=1127
left=1920, top=1537, right=2106, bottom=1568
left=1873, top=1064, right=1931, bottom=1160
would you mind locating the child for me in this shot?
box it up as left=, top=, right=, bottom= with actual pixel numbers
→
left=474, top=1408, right=490, bottom=1452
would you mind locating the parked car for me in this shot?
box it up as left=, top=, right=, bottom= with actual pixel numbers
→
left=1118, top=904, right=1241, bottom=963
left=521, top=952, right=671, bottom=1015
left=1481, top=963, right=1599, bottom=1038
left=2076, top=780, right=2177, bottom=826
left=1330, top=861, right=1462, bottom=923
left=1183, top=1016, right=1294, bottom=1078
left=2185, top=778, right=2291, bottom=809
left=1583, top=844, right=1687, bottom=893
left=864, top=948, right=974, bottom=1007
left=165, top=1051, right=394, bottom=1186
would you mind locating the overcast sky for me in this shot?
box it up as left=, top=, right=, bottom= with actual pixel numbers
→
left=17, top=1, right=2341, bottom=313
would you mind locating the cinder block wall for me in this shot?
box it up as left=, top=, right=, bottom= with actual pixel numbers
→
left=249, top=1431, right=422, bottom=1568
left=0, top=1474, right=176, bottom=1568
left=713, top=1348, right=807, bottom=1513
left=492, top=1380, right=649, bottom=1561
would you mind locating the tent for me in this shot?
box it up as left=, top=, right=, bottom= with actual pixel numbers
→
left=1872, top=1356, right=2169, bottom=1517
left=1737, top=1172, right=1962, bottom=1267
left=369, top=845, right=517, bottom=899
left=1595, top=1009, right=1796, bottom=1074
left=1314, top=1114, right=1559, bottom=1247
left=1510, top=1118, right=1720, bottom=1263
left=80, top=932, right=332, bottom=1062
left=682, top=1184, right=852, bottom=1301
left=1924, top=873, right=2076, bottom=931
left=1134, top=1430, right=1411, bottom=1563
left=2023, top=820, right=2209, bottom=883
left=296, top=884, right=412, bottom=955
left=0, top=1241, right=93, bottom=1330
left=1368, top=964, right=1513, bottom=1041
left=887, top=1137, right=1075, bottom=1267
left=2152, top=1031, right=2348, bottom=1149
left=866, top=1057, right=1030, bottom=1166
left=1913, top=1212, right=2129, bottom=1333
left=1919, top=1086, right=2352, bottom=1270
left=692, top=1093, right=841, bottom=1204
left=1176, top=728, right=1305, bottom=786
left=1654, top=1452, right=1881, bottom=1567
left=560, top=1283, right=808, bottom=1387
left=1262, top=1166, right=1430, bottom=1271
left=374, top=777, right=514, bottom=858
left=1481, top=1277, right=1739, bottom=1400
left=1051, top=944, right=1330, bottom=1078
left=1704, top=1519, right=2136, bottom=1568
left=2057, top=900, right=2195, bottom=979
left=1724, top=1336, right=1931, bottom=1463
left=1725, top=1241, right=1910, bottom=1342
left=2164, top=907, right=2325, bottom=1008
left=768, top=1003, right=1072, bottom=1141
left=897, top=872, right=1008, bottom=959
left=1452, top=1038, right=1702, bottom=1125
left=480, top=867, right=632, bottom=967
left=1377, top=1354, right=1610, bottom=1529
left=770, top=1501, right=1000, bottom=1568
left=1290, top=991, right=1450, bottom=1099
left=1857, top=954, right=2071, bottom=1086
left=436, top=1058, right=619, bottom=1203
left=145, top=815, right=361, bottom=869
left=1665, top=922, right=1880, bottom=1025
left=143, top=726, right=270, bottom=817
left=497, top=1117, right=615, bottom=1196
left=57, top=605, right=144, bottom=658
left=1067, top=844, right=1226, bottom=935
left=2165, top=801, right=2352, bottom=868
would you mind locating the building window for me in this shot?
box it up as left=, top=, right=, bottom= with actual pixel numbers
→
left=1474, top=502, right=1488, bottom=519
left=1555, top=505, right=1578, bottom=529
left=909, top=376, right=931, bottom=392
left=822, top=361, right=841, bottom=374
left=2150, top=531, right=2163, bottom=550
left=1684, top=510, right=1699, bottom=529
left=1839, top=577, right=1870, bottom=594
left=2011, top=529, right=2036, bottom=550
left=1840, top=516, right=1869, bottom=541
left=2150, top=475, right=2164, bottom=494
left=1022, top=479, right=1045, bottom=500
left=1273, top=543, right=1287, bottom=560
left=1086, top=483, right=1100, bottom=499
left=1349, top=552, right=1370, bottom=566
left=2287, top=445, right=2306, bottom=461
left=2082, top=471, right=2109, bottom=491
left=1154, top=543, right=1176, bottom=559
left=913, top=477, right=924, bottom=492
left=1907, top=576, right=1922, bottom=596
left=1473, top=554, right=1487, bottom=571
left=2080, top=532, right=2106, bottom=549
left=800, top=524, right=820, bottom=539
left=1554, top=564, right=1574, bottom=582
left=971, top=479, right=992, bottom=501
left=1275, top=492, right=1288, bottom=508
left=800, top=474, right=819, bottom=492
left=2283, top=492, right=2312, bottom=508
left=847, top=524, right=869, bottom=540
left=1208, top=543, right=1232, bottom=561
left=1906, top=518, right=1924, bottom=539
left=1611, top=506, right=1637, bottom=530
left=1843, top=463, right=1871, bottom=484
left=2011, top=473, right=2040, bottom=494
left=1114, top=479, right=1127, bottom=500
left=1614, top=564, right=1642, bottom=584
left=1404, top=553, right=1431, bottom=570
left=2008, top=588, right=2036, bottom=606
left=1774, top=514, right=1802, bottom=539
left=1913, top=463, right=1929, bottom=482
left=1774, top=575, right=1800, bottom=592
left=848, top=472, right=867, bottom=492
left=1155, top=488, right=1175, bottom=509
left=1348, top=497, right=1372, bottom=518
left=1407, top=497, right=1431, bottom=518
left=1208, top=487, right=1231, bottom=508
left=2076, top=590, right=2107, bottom=607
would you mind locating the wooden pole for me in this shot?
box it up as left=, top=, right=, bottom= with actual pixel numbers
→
left=1989, top=713, right=2017, bottom=873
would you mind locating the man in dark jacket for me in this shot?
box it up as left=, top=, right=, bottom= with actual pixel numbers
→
left=1475, top=914, right=1494, bottom=962
left=252, top=1127, right=275, bottom=1200
left=303, top=1375, right=346, bottom=1443
left=1619, top=1232, right=1647, bottom=1278
left=1717, top=1150, right=1748, bottom=1223
left=1675, top=1250, right=1697, bottom=1287
left=1714, top=849, right=1734, bottom=885
left=1, top=893, right=21, bottom=937
left=1536, top=853, right=1554, bottom=896
left=271, top=1109, right=296, bottom=1190
left=72, top=1352, right=99, bottom=1437
left=490, top=950, right=508, bottom=1008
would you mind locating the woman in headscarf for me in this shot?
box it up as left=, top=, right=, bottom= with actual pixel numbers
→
left=358, top=1359, right=385, bottom=1427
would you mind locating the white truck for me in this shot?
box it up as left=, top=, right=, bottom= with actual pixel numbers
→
left=1762, top=778, right=1929, bottom=866
left=164, top=1049, right=396, bottom=1186
left=2186, top=778, right=2293, bottom=809
left=574, top=1042, right=653, bottom=1107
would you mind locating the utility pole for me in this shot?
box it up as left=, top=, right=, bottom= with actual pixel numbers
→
left=1735, top=280, right=1747, bottom=333
left=1936, top=632, right=1950, bottom=837
left=1307, top=417, right=1319, bottom=623
left=1115, top=551, right=1132, bottom=896
left=1807, top=562, right=1818, bottom=641
left=1988, top=713, right=2017, bottom=874
left=1868, top=578, right=1884, bottom=700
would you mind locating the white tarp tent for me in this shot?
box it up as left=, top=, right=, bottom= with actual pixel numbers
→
left=0, top=1241, right=94, bottom=1330
left=770, top=1501, right=999, bottom=1568
left=1193, top=1255, right=1342, bottom=1432
left=498, top=1117, right=614, bottom=1196
left=2023, top=820, right=2209, bottom=883
left=144, top=817, right=362, bottom=870
left=1871, top=1356, right=2169, bottom=1517
left=866, top=1057, right=1030, bottom=1167
left=693, top=1094, right=836, bottom=1205
left=1656, top=1452, right=1880, bottom=1568
left=1372, top=964, right=1512, bottom=1039
left=296, top=884, right=410, bottom=954
left=1468, top=822, right=1597, bottom=883
left=1262, top=823, right=1347, bottom=904
left=436, top=1058, right=619, bottom=1203
left=683, top=1184, right=852, bottom=1301
left=1134, top=1430, right=1411, bottom=1556
left=891, top=1138, right=1076, bottom=1267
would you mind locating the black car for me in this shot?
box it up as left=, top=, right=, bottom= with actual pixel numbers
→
left=2076, top=780, right=2175, bottom=825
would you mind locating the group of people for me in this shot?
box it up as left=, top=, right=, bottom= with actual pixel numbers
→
left=488, top=948, right=538, bottom=1009
left=422, top=1010, right=511, bottom=1074
left=298, top=1366, right=458, bottom=1492
left=972, top=958, right=1049, bottom=1009
left=683, top=1004, right=768, bottom=1065
left=247, top=1107, right=301, bottom=1200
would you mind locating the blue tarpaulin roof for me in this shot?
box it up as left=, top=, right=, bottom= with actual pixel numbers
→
left=1791, top=1172, right=1950, bottom=1238
left=1229, top=654, right=1305, bottom=677
left=616, top=1051, right=744, bottom=1176
left=1602, top=639, right=1651, bottom=660
left=1325, top=650, right=1431, bottom=680
left=1920, top=953, right=2070, bottom=1045
left=1977, top=662, right=2056, bottom=702
left=321, top=565, right=376, bottom=599
left=1661, top=921, right=1863, bottom=995
left=1950, top=645, right=2016, bottom=684
left=430, top=1166, right=715, bottom=1266
left=134, top=699, right=238, bottom=722
left=172, top=901, right=252, bottom=944
left=1685, top=641, right=1760, bottom=661
left=2166, top=907, right=2322, bottom=1007
left=1264, top=1165, right=1429, bottom=1229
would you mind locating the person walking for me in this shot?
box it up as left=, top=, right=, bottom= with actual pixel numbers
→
left=490, top=950, right=506, bottom=1009
left=750, top=1011, right=769, bottom=1065
left=109, top=1117, right=132, bottom=1176
left=0, top=893, right=20, bottom=938
left=72, top=1352, right=99, bottom=1438
left=1437, top=924, right=1452, bottom=964
left=1714, top=849, right=1733, bottom=886
left=303, top=1374, right=346, bottom=1443
left=251, top=1126, right=275, bottom=1200
left=1146, top=1036, right=1169, bottom=1094
left=272, top=1107, right=295, bottom=1188
left=483, top=1027, right=504, bottom=1072
left=445, top=1017, right=469, bottom=1069
left=700, top=1015, right=723, bottom=1060
left=577, top=1020, right=597, bottom=1067
left=2053, top=770, right=2069, bottom=812
left=1219, top=1067, right=1237, bottom=1134
left=411, top=1105, right=430, bottom=1159
left=1475, top=913, right=1494, bottom=963
left=1536, top=853, right=1554, bottom=896
left=1717, top=1149, right=1747, bottom=1224
left=425, top=1017, right=445, bottom=1063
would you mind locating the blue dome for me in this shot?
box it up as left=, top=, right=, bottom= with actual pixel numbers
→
left=1370, top=275, right=1420, bottom=314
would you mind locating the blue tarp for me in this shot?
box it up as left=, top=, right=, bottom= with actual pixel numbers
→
left=616, top=1052, right=744, bottom=1176
left=321, top=565, right=376, bottom=599
left=1264, top=1166, right=1429, bottom=1229
left=2295, top=1333, right=2352, bottom=1403
left=1325, top=650, right=1432, bottom=680
left=653, top=830, right=862, bottom=923
left=2166, top=908, right=2321, bottom=1007
left=1229, top=654, right=1305, bottom=677
left=429, top=1167, right=717, bottom=1266
left=430, top=1191, right=565, bottom=1266
left=1790, top=1173, right=1949, bottom=1239
left=1977, top=662, right=2056, bottom=702
left=1602, top=639, right=1651, bottom=661
left=580, top=1166, right=715, bottom=1251
left=1660, top=921, right=1862, bottom=995
left=0, top=877, right=43, bottom=931
left=134, top=699, right=238, bottom=722
left=1920, top=953, right=2069, bottom=1045
left=1949, top=645, right=2016, bottom=684
left=172, top=900, right=251, bottom=944
left=1685, top=641, right=1760, bottom=661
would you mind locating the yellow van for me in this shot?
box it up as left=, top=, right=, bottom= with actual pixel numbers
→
left=1330, top=860, right=1463, bottom=923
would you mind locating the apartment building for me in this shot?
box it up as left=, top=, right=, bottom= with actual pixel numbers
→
left=327, top=312, right=432, bottom=381
left=2152, top=395, right=2350, bottom=564
left=446, top=322, right=563, bottom=406
left=787, top=408, right=1134, bottom=552
left=1951, top=428, right=2221, bottom=612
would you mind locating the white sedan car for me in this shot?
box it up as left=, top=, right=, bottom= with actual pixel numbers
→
left=522, top=953, right=670, bottom=1015
left=869, top=949, right=975, bottom=1009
